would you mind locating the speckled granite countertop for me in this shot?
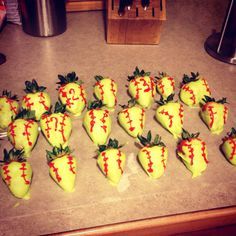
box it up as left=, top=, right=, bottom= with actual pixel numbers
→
left=0, top=1, right=236, bottom=235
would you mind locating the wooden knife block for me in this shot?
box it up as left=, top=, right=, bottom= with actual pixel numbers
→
left=106, top=0, right=166, bottom=44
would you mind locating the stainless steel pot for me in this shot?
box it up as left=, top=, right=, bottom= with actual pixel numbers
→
left=19, top=0, right=67, bottom=37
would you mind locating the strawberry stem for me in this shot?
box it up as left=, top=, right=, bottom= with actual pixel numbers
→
left=155, top=94, right=175, bottom=106
left=1, top=90, right=18, bottom=101
left=138, top=130, right=165, bottom=147
left=46, top=145, right=72, bottom=163
left=57, top=72, right=83, bottom=86
left=98, top=138, right=123, bottom=153
left=181, top=129, right=200, bottom=140
left=14, top=109, right=36, bottom=120
left=182, top=72, right=199, bottom=84
left=1, top=148, right=25, bottom=163
left=127, top=66, right=151, bottom=81
left=24, top=79, right=47, bottom=93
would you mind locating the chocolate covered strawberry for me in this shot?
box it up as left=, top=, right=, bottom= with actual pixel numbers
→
left=0, top=90, right=19, bottom=131
left=97, top=139, right=126, bottom=185
left=94, top=75, right=117, bottom=110
left=22, top=79, right=51, bottom=121
left=0, top=149, right=32, bottom=199
left=156, top=72, right=175, bottom=99
left=137, top=131, right=168, bottom=179
left=40, top=102, right=72, bottom=148
left=83, top=100, right=111, bottom=145
left=57, top=72, right=87, bottom=117
left=200, top=96, right=228, bottom=134
left=7, top=109, right=39, bottom=158
left=118, top=99, right=145, bottom=138
left=47, top=146, right=77, bottom=192
left=128, top=67, right=156, bottom=108
left=155, top=94, right=184, bottom=139
left=221, top=128, right=236, bottom=165
left=179, top=72, right=211, bottom=107
left=177, top=130, right=208, bottom=178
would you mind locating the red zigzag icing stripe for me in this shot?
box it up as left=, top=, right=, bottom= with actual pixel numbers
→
left=58, top=114, right=68, bottom=142
left=8, top=122, right=17, bottom=145
left=100, top=110, right=109, bottom=133
left=139, top=108, right=145, bottom=129
left=158, top=80, right=165, bottom=94
left=67, top=156, right=76, bottom=174
left=20, top=162, right=30, bottom=185
left=89, top=110, right=96, bottom=132
left=38, top=92, right=49, bottom=111
left=159, top=109, right=173, bottom=128
left=202, top=79, right=211, bottom=94
left=179, top=104, right=184, bottom=125
left=161, top=147, right=166, bottom=169
left=142, top=149, right=153, bottom=173
left=123, top=109, right=135, bottom=131
left=3, top=165, right=11, bottom=185
left=102, top=152, right=109, bottom=176
left=223, top=106, right=228, bottom=124
left=117, top=150, right=123, bottom=174
left=168, top=77, right=175, bottom=91
left=23, top=120, right=35, bottom=146
left=6, top=99, right=18, bottom=114
left=110, top=80, right=117, bottom=104
left=182, top=85, right=196, bottom=104
left=49, top=162, right=62, bottom=182
left=23, top=96, right=34, bottom=109
left=229, top=139, right=236, bottom=160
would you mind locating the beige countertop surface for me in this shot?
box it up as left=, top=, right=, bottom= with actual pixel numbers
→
left=0, top=1, right=236, bottom=235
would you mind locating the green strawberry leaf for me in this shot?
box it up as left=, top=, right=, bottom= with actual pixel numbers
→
left=182, top=72, right=199, bottom=84
left=1, top=148, right=25, bottom=163
left=228, top=128, right=236, bottom=138
left=94, top=75, right=104, bottom=82
left=155, top=94, right=174, bottom=106
left=119, top=98, right=137, bottom=109
left=155, top=71, right=168, bottom=80
left=127, top=66, right=151, bottom=81
left=1, top=90, right=18, bottom=101
left=14, top=109, right=36, bottom=120
left=217, top=97, right=228, bottom=104
left=46, top=145, right=72, bottom=162
left=97, top=138, right=123, bottom=152
left=202, top=96, right=228, bottom=104
left=181, top=129, right=200, bottom=140
left=54, top=101, right=66, bottom=113
left=57, top=72, right=83, bottom=86
left=87, top=99, right=104, bottom=110
left=138, top=131, right=165, bottom=147
left=24, top=79, right=47, bottom=93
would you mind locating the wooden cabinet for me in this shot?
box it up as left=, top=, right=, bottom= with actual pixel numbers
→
left=66, top=0, right=104, bottom=11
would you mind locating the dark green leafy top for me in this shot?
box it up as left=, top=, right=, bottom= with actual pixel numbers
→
left=0, top=148, right=25, bottom=164
left=87, top=99, right=104, bottom=110
left=54, top=101, right=66, bottom=113
left=14, top=109, right=36, bottom=120
left=127, top=66, right=151, bottom=81
left=138, top=130, right=166, bottom=147
left=94, top=75, right=105, bottom=82
left=182, top=72, right=200, bottom=84
left=202, top=95, right=227, bottom=104
left=57, top=72, right=83, bottom=86
left=46, top=145, right=72, bottom=163
left=156, top=94, right=175, bottom=106
left=227, top=128, right=236, bottom=138
left=155, top=72, right=168, bottom=80
left=24, top=79, right=46, bottom=93
left=98, top=138, right=123, bottom=153
left=181, top=129, right=200, bottom=140
left=119, top=98, right=137, bottom=109
left=1, top=90, right=18, bottom=101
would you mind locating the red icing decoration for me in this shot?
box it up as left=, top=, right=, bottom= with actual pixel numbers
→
left=8, top=122, right=17, bottom=145
left=161, top=147, right=166, bottom=169
left=50, top=117, right=58, bottom=131
left=3, top=165, right=11, bottom=185
left=20, top=162, right=30, bottom=185
left=67, top=155, right=76, bottom=174
left=123, top=109, right=135, bottom=131
left=116, top=150, right=123, bottom=174
left=202, top=104, right=216, bottom=128
left=88, top=110, right=96, bottom=132
left=95, top=81, right=104, bottom=100
left=23, top=96, right=34, bottom=109
left=41, top=115, right=51, bottom=138
left=23, top=120, right=35, bottom=146
left=79, top=85, right=87, bottom=104
left=201, top=79, right=211, bottom=94
left=159, top=109, right=173, bottom=128
left=227, top=138, right=236, bottom=160
left=6, top=98, right=18, bottom=114
left=102, top=152, right=109, bottom=176
left=58, top=114, right=68, bottom=142
left=49, top=162, right=62, bottom=182
left=223, top=106, right=228, bottom=124
left=182, top=85, right=196, bottom=104
left=139, top=108, right=145, bottom=129
left=168, top=77, right=175, bottom=91
left=38, top=92, right=49, bottom=111
left=59, top=87, right=73, bottom=108
left=100, top=110, right=109, bottom=133
left=179, top=104, right=184, bottom=125
left=158, top=80, right=165, bottom=94
left=110, top=79, right=117, bottom=104
left=142, top=149, right=153, bottom=173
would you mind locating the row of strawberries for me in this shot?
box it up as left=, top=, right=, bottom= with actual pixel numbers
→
left=0, top=68, right=235, bottom=200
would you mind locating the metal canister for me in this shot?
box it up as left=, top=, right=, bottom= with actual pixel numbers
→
left=19, top=0, right=67, bottom=37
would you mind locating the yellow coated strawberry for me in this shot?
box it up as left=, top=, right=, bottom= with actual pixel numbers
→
left=177, top=130, right=209, bottom=178
left=94, top=75, right=117, bottom=110
left=58, top=72, right=87, bottom=117
left=47, top=146, right=77, bottom=192
left=128, top=67, right=156, bottom=108
left=221, top=128, right=236, bottom=165
left=156, top=72, right=175, bottom=99
left=7, top=110, right=39, bottom=158
left=0, top=90, right=19, bottom=131
left=0, top=149, right=32, bottom=199
left=138, top=131, right=168, bottom=179
left=200, top=96, right=228, bottom=135
left=179, top=72, right=211, bottom=107
left=22, top=79, right=51, bottom=121
left=97, top=139, right=126, bottom=185
left=118, top=99, right=145, bottom=138
left=83, top=100, right=111, bottom=145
